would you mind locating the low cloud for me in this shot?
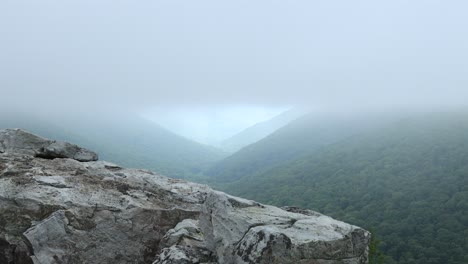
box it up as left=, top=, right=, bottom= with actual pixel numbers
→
left=1, top=0, right=467, bottom=113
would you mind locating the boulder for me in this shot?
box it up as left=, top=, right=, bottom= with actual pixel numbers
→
left=153, top=219, right=216, bottom=264
left=0, top=129, right=370, bottom=263
left=200, top=191, right=369, bottom=264
left=0, top=129, right=98, bottom=161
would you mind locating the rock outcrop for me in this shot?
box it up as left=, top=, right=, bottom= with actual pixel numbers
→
left=0, top=129, right=98, bottom=162
left=0, top=129, right=370, bottom=264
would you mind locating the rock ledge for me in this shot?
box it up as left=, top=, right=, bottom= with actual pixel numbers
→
left=0, top=128, right=98, bottom=162
left=0, top=129, right=369, bottom=264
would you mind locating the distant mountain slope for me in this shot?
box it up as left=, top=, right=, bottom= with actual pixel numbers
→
left=215, top=112, right=468, bottom=264
left=219, top=108, right=307, bottom=152
left=206, top=112, right=394, bottom=183
left=0, top=112, right=226, bottom=179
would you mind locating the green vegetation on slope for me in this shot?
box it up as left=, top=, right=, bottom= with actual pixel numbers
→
left=212, top=112, right=468, bottom=264
left=207, top=112, right=396, bottom=183
left=0, top=112, right=227, bottom=180
left=219, top=108, right=307, bottom=152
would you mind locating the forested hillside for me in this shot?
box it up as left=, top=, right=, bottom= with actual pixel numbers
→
left=0, top=112, right=226, bottom=179
left=219, top=108, right=306, bottom=152
left=4, top=110, right=467, bottom=263
left=206, top=112, right=396, bottom=183
left=213, top=112, right=468, bottom=264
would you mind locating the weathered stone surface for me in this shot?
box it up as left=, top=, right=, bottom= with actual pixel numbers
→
left=153, top=219, right=215, bottom=264
left=0, top=129, right=98, bottom=161
left=0, top=129, right=370, bottom=263
left=154, top=246, right=216, bottom=264
left=200, top=191, right=369, bottom=264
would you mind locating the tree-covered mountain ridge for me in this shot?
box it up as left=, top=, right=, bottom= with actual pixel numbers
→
left=0, top=112, right=227, bottom=180
left=211, top=112, right=468, bottom=264
left=219, top=108, right=308, bottom=152
left=206, top=112, right=396, bottom=183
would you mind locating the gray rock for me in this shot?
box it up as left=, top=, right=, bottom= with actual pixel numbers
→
left=153, top=219, right=215, bottom=264
left=200, top=191, right=369, bottom=264
left=36, top=140, right=98, bottom=162
left=160, top=219, right=204, bottom=247
left=154, top=245, right=215, bottom=264
left=0, top=130, right=370, bottom=263
left=0, top=129, right=98, bottom=161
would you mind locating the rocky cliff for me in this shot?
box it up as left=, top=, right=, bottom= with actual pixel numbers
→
left=0, top=129, right=370, bottom=264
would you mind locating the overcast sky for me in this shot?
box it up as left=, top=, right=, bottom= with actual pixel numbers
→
left=1, top=0, right=468, bottom=112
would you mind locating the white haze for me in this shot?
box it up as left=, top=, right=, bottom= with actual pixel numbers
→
left=143, top=106, right=288, bottom=146
left=1, top=0, right=468, bottom=111
left=1, top=0, right=468, bottom=143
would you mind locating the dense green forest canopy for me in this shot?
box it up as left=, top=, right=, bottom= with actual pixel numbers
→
left=209, top=112, right=468, bottom=264
left=206, top=112, right=397, bottom=183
